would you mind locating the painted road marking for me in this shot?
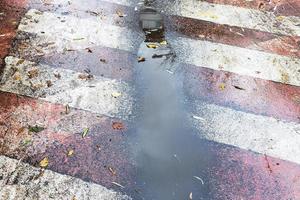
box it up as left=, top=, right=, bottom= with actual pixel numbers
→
left=191, top=101, right=300, bottom=165
left=169, top=36, right=300, bottom=86
left=18, top=9, right=142, bottom=53
left=0, top=155, right=131, bottom=200
left=167, top=0, right=300, bottom=36
left=0, top=56, right=133, bottom=119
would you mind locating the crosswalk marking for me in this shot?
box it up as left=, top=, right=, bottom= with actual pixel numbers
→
left=169, top=36, right=300, bottom=86
left=0, top=56, right=133, bottom=119
left=167, top=0, right=300, bottom=36
left=18, top=9, right=142, bottom=53
left=191, top=101, right=300, bottom=164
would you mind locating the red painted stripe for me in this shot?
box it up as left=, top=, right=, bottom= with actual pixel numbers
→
left=0, top=91, right=134, bottom=188
left=40, top=46, right=136, bottom=81
left=210, top=143, right=300, bottom=199
left=167, top=16, right=300, bottom=58
left=203, top=0, right=300, bottom=17
left=183, top=64, right=300, bottom=123
left=0, top=3, right=26, bottom=68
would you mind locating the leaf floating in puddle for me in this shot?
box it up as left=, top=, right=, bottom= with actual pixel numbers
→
left=138, top=56, right=146, bottom=62
left=111, top=92, right=122, bottom=98
left=219, top=83, right=226, bottom=91
left=82, top=128, right=89, bottom=138
left=28, top=125, right=45, bottom=133
left=146, top=43, right=158, bottom=49
left=39, top=157, right=49, bottom=168
left=112, top=122, right=125, bottom=130
left=189, top=192, right=193, bottom=200
left=67, top=149, right=74, bottom=157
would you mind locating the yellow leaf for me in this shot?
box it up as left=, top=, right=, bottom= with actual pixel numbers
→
left=67, top=149, right=74, bottom=156
left=276, top=16, right=285, bottom=21
left=39, top=157, right=49, bottom=168
left=160, top=41, right=167, bottom=45
left=146, top=43, right=158, bottom=49
left=112, top=92, right=122, bottom=98
left=219, top=83, right=226, bottom=91
left=82, top=128, right=89, bottom=138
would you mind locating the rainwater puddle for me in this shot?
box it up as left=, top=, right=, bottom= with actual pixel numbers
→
left=127, top=5, right=216, bottom=200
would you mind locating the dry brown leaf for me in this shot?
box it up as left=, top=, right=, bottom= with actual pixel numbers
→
left=112, top=122, right=125, bottom=130
left=28, top=68, right=39, bottom=79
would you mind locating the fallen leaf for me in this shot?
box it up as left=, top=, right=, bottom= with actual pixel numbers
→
left=138, top=56, right=146, bottom=62
left=46, top=80, right=53, bottom=87
left=21, top=138, right=32, bottom=146
left=146, top=43, right=158, bottom=49
left=28, top=68, right=39, bottom=79
left=112, top=122, right=125, bottom=130
left=13, top=73, right=22, bottom=81
left=28, top=125, right=45, bottom=133
left=276, top=16, right=285, bottom=21
left=111, top=92, right=122, bottom=98
left=78, top=73, right=93, bottom=80
left=39, top=157, right=49, bottom=168
left=233, top=85, right=245, bottom=90
left=219, top=83, right=226, bottom=91
left=108, top=166, right=117, bottom=176
left=116, top=10, right=124, bottom=17
left=65, top=104, right=70, bottom=114
left=54, top=73, right=61, bottom=79
left=189, top=192, right=193, bottom=200
left=17, top=127, right=26, bottom=135
left=67, top=149, right=74, bottom=156
left=16, top=59, right=25, bottom=66
left=160, top=41, right=167, bottom=45
left=100, top=58, right=107, bottom=63
left=82, top=128, right=89, bottom=138
left=85, top=48, right=93, bottom=53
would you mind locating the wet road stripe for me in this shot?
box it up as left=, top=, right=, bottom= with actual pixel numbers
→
left=0, top=56, right=133, bottom=119
left=191, top=100, right=300, bottom=165
left=18, top=9, right=142, bottom=53
left=0, top=156, right=131, bottom=199
left=202, top=0, right=300, bottom=17
left=167, top=16, right=300, bottom=58
left=208, top=142, right=300, bottom=199
left=0, top=91, right=133, bottom=189
left=169, top=36, right=300, bottom=86
left=183, top=64, right=300, bottom=123
left=167, top=0, right=300, bottom=36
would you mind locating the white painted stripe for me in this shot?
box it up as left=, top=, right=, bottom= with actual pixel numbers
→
left=169, top=36, right=300, bottom=86
left=0, top=56, right=132, bottom=119
left=191, top=101, right=300, bottom=164
left=51, top=0, right=137, bottom=7
left=168, top=0, right=300, bottom=36
left=0, top=156, right=131, bottom=200
left=18, top=9, right=141, bottom=53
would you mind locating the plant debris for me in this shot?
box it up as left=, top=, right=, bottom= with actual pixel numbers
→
left=82, top=128, right=89, bottom=138
left=39, top=157, right=49, bottom=168
left=146, top=43, right=158, bottom=49
left=28, top=68, right=39, bottom=79
left=219, top=83, right=226, bottom=90
left=85, top=48, right=93, bottom=53
left=78, top=73, right=93, bottom=80
left=111, top=92, right=122, bottom=98
left=233, top=85, right=245, bottom=90
left=67, top=149, right=74, bottom=157
left=108, top=166, right=117, bottom=176
left=46, top=80, right=53, bottom=87
left=112, top=122, right=125, bottom=130
left=116, top=10, right=124, bottom=17
left=65, top=104, right=70, bottom=114
left=138, top=56, right=146, bottom=62
left=28, top=125, right=45, bottom=133
left=112, top=182, right=125, bottom=188
left=100, top=58, right=107, bottom=63
left=193, top=176, right=204, bottom=184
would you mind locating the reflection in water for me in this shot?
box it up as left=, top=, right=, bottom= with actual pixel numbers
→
left=129, top=7, right=214, bottom=200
